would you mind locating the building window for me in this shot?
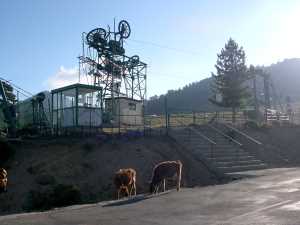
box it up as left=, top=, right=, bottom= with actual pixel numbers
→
left=128, top=102, right=136, bottom=111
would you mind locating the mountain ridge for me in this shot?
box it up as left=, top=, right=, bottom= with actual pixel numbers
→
left=146, top=58, right=300, bottom=114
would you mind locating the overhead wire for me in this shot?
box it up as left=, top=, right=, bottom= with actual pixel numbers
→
left=125, top=39, right=202, bottom=56
left=0, top=77, right=33, bottom=99
left=123, top=39, right=203, bottom=80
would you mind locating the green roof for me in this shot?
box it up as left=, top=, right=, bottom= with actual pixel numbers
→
left=51, top=83, right=102, bottom=93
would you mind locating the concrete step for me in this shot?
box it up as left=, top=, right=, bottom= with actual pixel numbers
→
left=206, top=155, right=256, bottom=162
left=213, top=160, right=264, bottom=167
left=199, top=147, right=247, bottom=153
left=197, top=147, right=246, bottom=152
left=212, top=146, right=241, bottom=149
left=170, top=127, right=267, bottom=174
left=217, top=164, right=267, bottom=173
left=201, top=151, right=250, bottom=158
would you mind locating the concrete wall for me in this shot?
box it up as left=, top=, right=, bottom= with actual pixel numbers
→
left=113, top=98, right=143, bottom=126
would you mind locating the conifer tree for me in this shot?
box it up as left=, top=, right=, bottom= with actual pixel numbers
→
left=210, top=38, right=250, bottom=123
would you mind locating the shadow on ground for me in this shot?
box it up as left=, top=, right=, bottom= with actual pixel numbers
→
left=102, top=191, right=172, bottom=207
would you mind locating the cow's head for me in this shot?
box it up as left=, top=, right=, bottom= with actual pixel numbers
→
left=120, top=185, right=129, bottom=196
left=149, top=179, right=159, bottom=194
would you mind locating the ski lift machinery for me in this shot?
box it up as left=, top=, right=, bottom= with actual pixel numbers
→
left=78, top=20, right=147, bottom=123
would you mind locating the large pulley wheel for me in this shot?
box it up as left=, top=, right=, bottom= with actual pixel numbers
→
left=130, top=55, right=139, bottom=66
left=118, top=20, right=131, bottom=39
left=86, top=28, right=107, bottom=46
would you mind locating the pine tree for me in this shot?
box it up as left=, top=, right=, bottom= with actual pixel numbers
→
left=210, top=38, right=251, bottom=123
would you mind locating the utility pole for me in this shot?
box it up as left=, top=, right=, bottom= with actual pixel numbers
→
left=164, top=96, right=168, bottom=134
left=253, top=74, right=258, bottom=119
left=263, top=72, right=271, bottom=109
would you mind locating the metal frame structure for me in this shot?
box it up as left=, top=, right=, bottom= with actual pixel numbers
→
left=251, top=69, right=285, bottom=121
left=78, top=20, right=147, bottom=122
left=0, top=79, right=17, bottom=137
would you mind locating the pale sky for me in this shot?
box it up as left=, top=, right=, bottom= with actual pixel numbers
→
left=1, top=0, right=300, bottom=98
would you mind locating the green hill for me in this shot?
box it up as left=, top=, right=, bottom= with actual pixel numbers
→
left=146, top=58, right=300, bottom=114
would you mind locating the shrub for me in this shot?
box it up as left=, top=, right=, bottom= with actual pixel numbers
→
left=244, top=121, right=259, bottom=129
left=82, top=142, right=94, bottom=153
left=24, top=184, right=82, bottom=211
left=27, top=163, right=44, bottom=175
left=0, top=139, right=15, bottom=164
left=25, top=190, right=52, bottom=210
left=17, top=125, right=39, bottom=137
left=260, top=123, right=271, bottom=130
left=51, top=184, right=81, bottom=207
left=271, top=120, right=281, bottom=127
left=244, top=110, right=257, bottom=120
left=35, top=174, right=56, bottom=186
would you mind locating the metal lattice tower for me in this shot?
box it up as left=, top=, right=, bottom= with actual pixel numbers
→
left=79, top=20, right=147, bottom=107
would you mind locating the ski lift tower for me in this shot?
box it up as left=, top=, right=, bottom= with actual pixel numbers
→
left=78, top=20, right=147, bottom=124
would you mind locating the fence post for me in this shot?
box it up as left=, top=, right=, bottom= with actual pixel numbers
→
left=149, top=119, right=152, bottom=136
left=165, top=97, right=168, bottom=135
left=193, top=112, right=196, bottom=125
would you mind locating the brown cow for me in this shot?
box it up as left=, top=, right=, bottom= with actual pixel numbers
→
left=0, top=168, right=8, bottom=193
left=114, top=168, right=136, bottom=199
left=150, top=160, right=182, bottom=194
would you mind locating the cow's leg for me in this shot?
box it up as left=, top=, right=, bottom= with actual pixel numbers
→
left=177, top=165, right=182, bottom=191
left=125, top=187, right=130, bottom=197
left=117, top=189, right=120, bottom=200
left=0, top=180, right=4, bottom=193
left=4, top=179, right=7, bottom=192
left=129, top=184, right=132, bottom=197
left=163, top=179, right=166, bottom=192
left=128, top=187, right=131, bottom=197
left=154, top=184, right=159, bottom=194
left=132, top=182, right=136, bottom=196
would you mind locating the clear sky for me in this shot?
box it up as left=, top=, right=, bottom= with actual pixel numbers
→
left=1, top=0, right=300, bottom=98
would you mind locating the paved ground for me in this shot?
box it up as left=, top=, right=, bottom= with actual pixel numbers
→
left=1, top=168, right=300, bottom=225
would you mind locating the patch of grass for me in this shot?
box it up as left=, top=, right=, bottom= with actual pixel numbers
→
left=27, top=163, right=44, bottom=175
left=0, top=139, right=15, bottom=164
left=271, top=120, right=281, bottom=127
left=24, top=184, right=82, bottom=211
left=82, top=142, right=94, bottom=153
left=244, top=121, right=260, bottom=129
left=35, top=174, right=56, bottom=186
left=51, top=184, right=81, bottom=207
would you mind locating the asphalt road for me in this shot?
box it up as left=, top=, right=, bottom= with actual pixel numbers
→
left=1, top=168, right=300, bottom=225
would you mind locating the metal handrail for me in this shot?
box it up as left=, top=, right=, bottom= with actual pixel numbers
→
left=173, top=116, right=216, bottom=145
left=189, top=126, right=217, bottom=145
left=206, top=123, right=243, bottom=147
left=223, top=123, right=262, bottom=145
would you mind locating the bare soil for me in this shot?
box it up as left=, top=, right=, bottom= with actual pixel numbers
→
left=0, top=135, right=220, bottom=215
left=239, top=125, right=300, bottom=167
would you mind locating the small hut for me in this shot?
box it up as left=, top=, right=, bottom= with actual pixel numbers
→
left=105, top=97, right=143, bottom=127
left=51, top=84, right=102, bottom=133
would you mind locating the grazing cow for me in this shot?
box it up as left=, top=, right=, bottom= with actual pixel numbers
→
left=114, top=168, right=136, bottom=199
left=0, top=168, right=8, bottom=193
left=150, top=160, right=182, bottom=194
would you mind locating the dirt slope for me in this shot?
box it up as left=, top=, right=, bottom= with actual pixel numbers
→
left=237, top=126, right=300, bottom=167
left=0, top=135, right=219, bottom=215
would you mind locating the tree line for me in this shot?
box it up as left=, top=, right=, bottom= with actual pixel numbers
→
left=146, top=38, right=254, bottom=123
